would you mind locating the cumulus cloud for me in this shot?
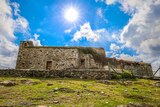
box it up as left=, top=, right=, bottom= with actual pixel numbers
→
left=72, top=22, right=101, bottom=42
left=0, top=0, right=29, bottom=68
left=110, top=43, right=120, bottom=51
left=118, top=54, right=137, bottom=61
left=119, top=0, right=160, bottom=72
left=103, top=0, right=160, bottom=74
left=71, top=22, right=115, bottom=46
left=29, top=33, right=42, bottom=46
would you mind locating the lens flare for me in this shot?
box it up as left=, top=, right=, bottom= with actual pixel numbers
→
left=64, top=7, right=78, bottom=22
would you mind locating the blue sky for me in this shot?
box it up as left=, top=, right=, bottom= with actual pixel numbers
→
left=0, top=0, right=160, bottom=75
left=13, top=0, right=132, bottom=55
left=14, top=0, right=130, bottom=46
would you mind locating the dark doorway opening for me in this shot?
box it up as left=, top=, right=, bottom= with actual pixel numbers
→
left=80, top=59, right=85, bottom=68
left=46, top=61, right=52, bottom=70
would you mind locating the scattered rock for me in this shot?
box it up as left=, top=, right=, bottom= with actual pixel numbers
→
left=47, top=83, right=53, bottom=86
left=81, top=84, right=87, bottom=88
left=53, top=87, right=75, bottom=93
left=124, top=89, right=128, bottom=92
left=126, top=81, right=133, bottom=86
left=124, top=94, right=145, bottom=100
left=36, top=105, right=51, bottom=107
left=100, top=91, right=104, bottom=94
left=28, top=97, right=44, bottom=100
left=116, top=103, right=153, bottom=107
left=118, top=81, right=133, bottom=86
left=0, top=80, right=17, bottom=86
left=132, top=87, right=139, bottom=92
left=54, top=87, right=59, bottom=91
left=83, top=89, right=95, bottom=93
left=106, top=102, right=109, bottom=104
left=19, top=101, right=32, bottom=106
left=77, top=90, right=81, bottom=95
left=53, top=100, right=59, bottom=104
left=98, top=80, right=116, bottom=85
left=153, top=82, right=160, bottom=87
left=20, top=80, right=40, bottom=85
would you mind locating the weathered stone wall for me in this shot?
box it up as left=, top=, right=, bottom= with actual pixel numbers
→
left=16, top=47, right=79, bottom=70
left=0, top=69, right=110, bottom=80
left=79, top=54, right=102, bottom=69
left=16, top=41, right=105, bottom=70
left=124, top=64, right=153, bottom=77
left=78, top=47, right=106, bottom=69
left=16, top=41, right=80, bottom=70
left=105, top=58, right=153, bottom=77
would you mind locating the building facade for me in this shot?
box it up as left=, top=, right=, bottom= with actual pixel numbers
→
left=16, top=41, right=105, bottom=70
left=16, top=41, right=153, bottom=77
left=105, top=58, right=153, bottom=77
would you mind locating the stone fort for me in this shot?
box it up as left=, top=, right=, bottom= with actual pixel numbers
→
left=15, top=41, right=153, bottom=77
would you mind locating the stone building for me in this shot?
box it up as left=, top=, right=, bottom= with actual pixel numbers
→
left=16, top=41, right=106, bottom=70
left=16, top=41, right=153, bottom=77
left=105, top=58, right=153, bottom=77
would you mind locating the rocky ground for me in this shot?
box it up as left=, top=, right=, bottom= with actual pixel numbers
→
left=0, top=77, right=160, bottom=107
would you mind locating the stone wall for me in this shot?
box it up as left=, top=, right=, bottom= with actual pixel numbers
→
left=105, top=58, right=153, bottom=77
left=16, top=47, right=79, bottom=70
left=16, top=41, right=80, bottom=70
left=16, top=41, right=105, bottom=70
left=0, top=69, right=110, bottom=80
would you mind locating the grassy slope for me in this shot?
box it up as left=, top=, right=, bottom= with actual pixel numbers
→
left=0, top=77, right=160, bottom=107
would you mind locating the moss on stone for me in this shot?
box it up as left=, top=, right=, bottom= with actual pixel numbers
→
left=78, top=47, right=106, bottom=64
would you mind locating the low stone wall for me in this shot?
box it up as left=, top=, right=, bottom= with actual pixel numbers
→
left=0, top=69, right=110, bottom=80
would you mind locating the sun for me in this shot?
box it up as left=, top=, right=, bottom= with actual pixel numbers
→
left=64, top=7, right=78, bottom=22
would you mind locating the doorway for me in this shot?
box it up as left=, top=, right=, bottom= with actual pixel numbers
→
left=80, top=59, right=85, bottom=68
left=46, top=61, right=52, bottom=70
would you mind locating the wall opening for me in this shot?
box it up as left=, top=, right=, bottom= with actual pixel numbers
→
left=46, top=61, right=52, bottom=70
left=80, top=59, right=85, bottom=68
left=24, top=43, right=27, bottom=47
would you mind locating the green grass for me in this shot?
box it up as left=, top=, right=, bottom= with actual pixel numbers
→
left=0, top=77, right=160, bottom=107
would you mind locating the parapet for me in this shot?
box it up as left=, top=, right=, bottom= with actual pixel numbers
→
left=19, top=41, right=34, bottom=48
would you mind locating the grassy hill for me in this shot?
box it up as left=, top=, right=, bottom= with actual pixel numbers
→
left=0, top=77, right=160, bottom=107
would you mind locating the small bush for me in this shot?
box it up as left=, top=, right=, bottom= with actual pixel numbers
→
left=121, top=70, right=133, bottom=79
left=111, top=70, right=135, bottom=79
left=111, top=73, right=122, bottom=79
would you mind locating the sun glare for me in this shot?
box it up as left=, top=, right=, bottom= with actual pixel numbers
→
left=64, top=7, right=78, bottom=22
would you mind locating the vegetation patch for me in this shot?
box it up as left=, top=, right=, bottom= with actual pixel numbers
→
left=0, top=77, right=159, bottom=107
left=78, top=47, right=106, bottom=64
left=111, top=70, right=135, bottom=79
left=53, top=87, right=75, bottom=93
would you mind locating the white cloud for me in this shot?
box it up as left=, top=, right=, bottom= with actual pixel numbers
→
left=64, top=28, right=72, bottom=34
left=72, top=22, right=101, bottom=42
left=71, top=22, right=118, bottom=48
left=102, top=0, right=160, bottom=75
left=96, top=8, right=108, bottom=23
left=97, top=8, right=103, bottom=18
left=105, top=0, right=116, bottom=5
left=118, top=54, right=137, bottom=61
left=119, top=0, right=160, bottom=73
left=0, top=0, right=29, bottom=68
left=95, top=0, right=104, bottom=2
left=29, top=33, right=42, bottom=46
left=105, top=51, right=112, bottom=57
left=14, top=17, right=29, bottom=34
left=110, top=43, right=120, bottom=51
